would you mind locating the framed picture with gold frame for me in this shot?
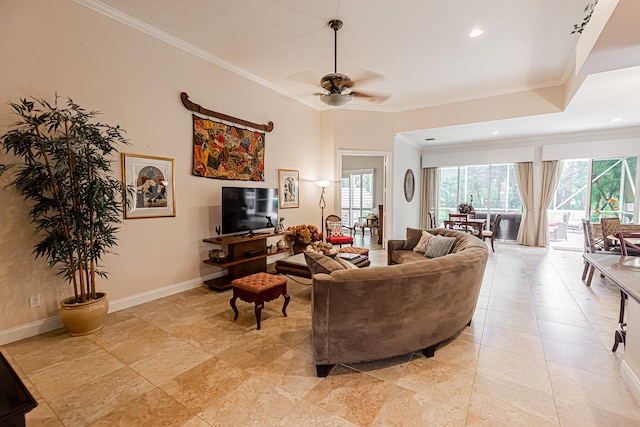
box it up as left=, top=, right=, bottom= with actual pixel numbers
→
left=122, top=153, right=176, bottom=219
left=278, top=169, right=299, bottom=208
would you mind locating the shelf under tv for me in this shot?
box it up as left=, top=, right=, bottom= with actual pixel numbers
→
left=202, top=233, right=289, bottom=291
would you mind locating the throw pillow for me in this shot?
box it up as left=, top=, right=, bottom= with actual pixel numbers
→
left=424, top=235, right=456, bottom=258
left=335, top=257, right=358, bottom=270
left=326, top=221, right=343, bottom=237
left=413, top=230, right=435, bottom=253
left=304, top=252, right=345, bottom=275
left=403, top=227, right=424, bottom=250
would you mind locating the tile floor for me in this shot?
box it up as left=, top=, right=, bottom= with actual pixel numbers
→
left=3, top=243, right=640, bottom=426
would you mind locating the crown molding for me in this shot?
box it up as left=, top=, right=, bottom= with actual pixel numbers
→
left=72, top=0, right=318, bottom=110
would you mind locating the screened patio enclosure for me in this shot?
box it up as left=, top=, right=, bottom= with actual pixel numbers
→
left=548, top=156, right=638, bottom=249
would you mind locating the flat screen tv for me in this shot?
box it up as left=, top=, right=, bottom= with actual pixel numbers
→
left=221, top=187, right=278, bottom=235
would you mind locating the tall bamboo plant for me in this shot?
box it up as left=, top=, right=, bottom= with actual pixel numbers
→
left=0, top=96, right=128, bottom=303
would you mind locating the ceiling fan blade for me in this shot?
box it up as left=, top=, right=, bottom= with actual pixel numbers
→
left=286, top=70, right=317, bottom=86
left=351, top=69, right=385, bottom=85
left=350, top=91, right=391, bottom=104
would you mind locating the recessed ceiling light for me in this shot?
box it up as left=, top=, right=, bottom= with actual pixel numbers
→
left=611, top=118, right=622, bottom=122
left=469, top=29, right=484, bottom=38
left=491, top=131, right=500, bottom=135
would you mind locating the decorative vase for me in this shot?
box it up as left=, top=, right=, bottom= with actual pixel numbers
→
left=293, top=242, right=307, bottom=254
left=59, top=292, right=109, bottom=336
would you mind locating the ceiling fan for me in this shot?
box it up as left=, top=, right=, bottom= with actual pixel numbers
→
left=317, top=19, right=388, bottom=107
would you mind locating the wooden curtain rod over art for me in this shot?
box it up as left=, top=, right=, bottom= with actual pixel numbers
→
left=180, top=92, right=274, bottom=132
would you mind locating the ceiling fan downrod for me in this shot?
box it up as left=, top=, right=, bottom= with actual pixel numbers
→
left=329, top=19, right=343, bottom=74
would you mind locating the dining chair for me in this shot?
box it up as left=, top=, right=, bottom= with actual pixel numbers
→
left=581, top=219, right=602, bottom=286
left=481, top=214, right=501, bottom=252
left=427, top=211, right=436, bottom=229
left=616, top=231, right=640, bottom=256
left=448, top=213, right=471, bottom=233
left=600, top=217, right=622, bottom=252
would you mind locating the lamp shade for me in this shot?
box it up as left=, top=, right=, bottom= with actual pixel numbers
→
left=315, top=180, right=331, bottom=188
left=320, top=93, right=351, bottom=107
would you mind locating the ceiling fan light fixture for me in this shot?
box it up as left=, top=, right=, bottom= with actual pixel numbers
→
left=321, top=93, right=351, bottom=107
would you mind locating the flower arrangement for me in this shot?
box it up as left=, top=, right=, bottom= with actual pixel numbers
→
left=457, top=195, right=475, bottom=214
left=286, top=224, right=322, bottom=244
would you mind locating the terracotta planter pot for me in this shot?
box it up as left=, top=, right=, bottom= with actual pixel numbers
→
left=59, top=292, right=109, bottom=336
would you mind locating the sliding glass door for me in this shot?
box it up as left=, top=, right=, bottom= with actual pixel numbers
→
left=437, top=164, right=522, bottom=225
left=548, top=156, right=638, bottom=249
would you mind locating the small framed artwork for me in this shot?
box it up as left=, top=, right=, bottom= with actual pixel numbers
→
left=122, top=153, right=176, bottom=219
left=278, top=169, right=299, bottom=208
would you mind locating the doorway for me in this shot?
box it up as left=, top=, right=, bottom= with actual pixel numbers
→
left=338, top=150, right=391, bottom=248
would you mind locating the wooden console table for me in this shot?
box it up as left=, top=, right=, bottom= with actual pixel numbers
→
left=202, top=233, right=289, bottom=291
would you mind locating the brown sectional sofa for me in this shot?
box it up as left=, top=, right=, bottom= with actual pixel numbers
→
left=311, top=227, right=489, bottom=377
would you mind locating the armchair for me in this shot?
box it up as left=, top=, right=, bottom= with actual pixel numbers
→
left=325, top=214, right=354, bottom=247
left=353, top=214, right=378, bottom=238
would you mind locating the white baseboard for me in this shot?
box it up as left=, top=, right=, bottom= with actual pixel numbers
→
left=0, top=272, right=223, bottom=346
left=621, top=360, right=640, bottom=405
left=0, top=317, right=64, bottom=346
left=108, top=272, right=221, bottom=312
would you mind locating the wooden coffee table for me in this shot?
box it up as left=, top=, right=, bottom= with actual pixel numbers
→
left=275, top=252, right=370, bottom=278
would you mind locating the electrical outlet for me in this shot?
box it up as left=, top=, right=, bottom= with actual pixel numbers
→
left=29, top=294, right=41, bottom=308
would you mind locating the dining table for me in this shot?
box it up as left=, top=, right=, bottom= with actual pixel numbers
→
left=443, top=218, right=486, bottom=238
left=608, top=232, right=640, bottom=256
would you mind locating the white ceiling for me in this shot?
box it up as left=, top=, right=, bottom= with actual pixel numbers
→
left=86, top=0, right=640, bottom=146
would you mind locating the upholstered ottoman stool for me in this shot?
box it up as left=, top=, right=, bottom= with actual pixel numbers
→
left=230, top=273, right=289, bottom=330
left=338, top=246, right=369, bottom=257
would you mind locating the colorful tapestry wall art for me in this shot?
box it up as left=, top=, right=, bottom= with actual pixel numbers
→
left=192, top=114, right=265, bottom=181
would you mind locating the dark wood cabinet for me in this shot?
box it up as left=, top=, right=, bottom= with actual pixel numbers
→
left=1, top=353, right=37, bottom=427
left=378, top=204, right=384, bottom=245
left=202, top=233, right=289, bottom=291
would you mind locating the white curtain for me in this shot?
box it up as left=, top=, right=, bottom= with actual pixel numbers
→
left=537, top=160, right=563, bottom=247
left=420, top=167, right=438, bottom=229
left=515, top=162, right=536, bottom=246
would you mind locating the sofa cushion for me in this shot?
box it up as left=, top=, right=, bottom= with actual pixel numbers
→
left=402, top=227, right=424, bottom=250
left=304, top=252, right=345, bottom=275
left=413, top=230, right=435, bottom=253
left=327, top=235, right=353, bottom=244
left=391, top=249, right=427, bottom=264
left=326, top=221, right=344, bottom=237
left=424, top=235, right=456, bottom=258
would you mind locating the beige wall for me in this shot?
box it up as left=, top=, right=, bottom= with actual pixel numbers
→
left=0, top=0, right=323, bottom=336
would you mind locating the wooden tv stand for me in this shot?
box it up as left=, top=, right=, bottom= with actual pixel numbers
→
left=202, top=232, right=289, bottom=291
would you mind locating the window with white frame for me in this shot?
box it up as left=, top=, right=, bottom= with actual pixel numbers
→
left=437, top=164, right=522, bottom=224
left=341, top=169, right=374, bottom=226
